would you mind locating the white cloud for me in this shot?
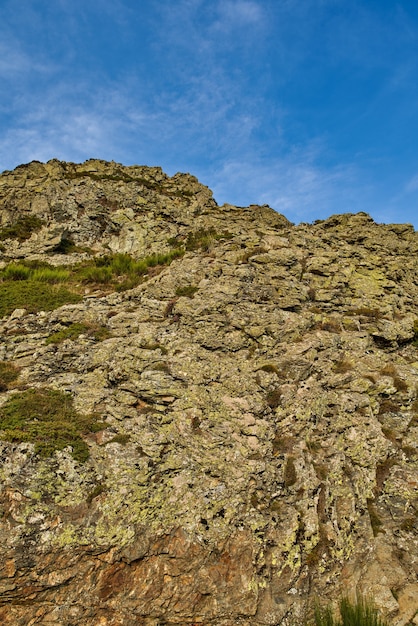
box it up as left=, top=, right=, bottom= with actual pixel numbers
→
left=405, top=173, right=418, bottom=193
left=207, top=151, right=361, bottom=223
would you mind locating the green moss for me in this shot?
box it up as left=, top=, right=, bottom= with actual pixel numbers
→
left=0, top=281, right=82, bottom=317
left=0, top=215, right=44, bottom=242
left=104, top=433, right=131, bottom=445
left=0, top=388, right=105, bottom=462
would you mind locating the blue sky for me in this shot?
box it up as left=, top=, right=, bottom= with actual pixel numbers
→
left=1, top=0, right=418, bottom=227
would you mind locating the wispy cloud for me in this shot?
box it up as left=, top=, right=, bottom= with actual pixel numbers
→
left=1, top=0, right=417, bottom=228
left=207, top=149, right=360, bottom=223
left=404, top=173, right=418, bottom=194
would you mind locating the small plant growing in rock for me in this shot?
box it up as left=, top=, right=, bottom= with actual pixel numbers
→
left=258, top=363, right=281, bottom=376
left=266, top=387, right=282, bottom=408
left=333, top=358, right=354, bottom=374
left=351, top=307, right=384, bottom=321
left=239, top=245, right=268, bottom=264
left=413, top=319, right=418, bottom=346
left=185, top=227, right=218, bottom=251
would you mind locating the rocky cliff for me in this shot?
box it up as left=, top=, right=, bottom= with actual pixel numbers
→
left=0, top=159, right=417, bottom=625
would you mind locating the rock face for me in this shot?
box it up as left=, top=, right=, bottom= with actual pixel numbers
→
left=0, top=159, right=417, bottom=625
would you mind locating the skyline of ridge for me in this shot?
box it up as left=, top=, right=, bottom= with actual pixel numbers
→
left=1, top=0, right=418, bottom=228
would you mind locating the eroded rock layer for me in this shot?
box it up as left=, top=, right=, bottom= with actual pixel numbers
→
left=0, top=160, right=417, bottom=625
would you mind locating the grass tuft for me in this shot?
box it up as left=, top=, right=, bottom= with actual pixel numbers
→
left=313, top=597, right=390, bottom=626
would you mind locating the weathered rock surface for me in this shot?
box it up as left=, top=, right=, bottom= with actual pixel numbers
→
left=0, top=159, right=417, bottom=625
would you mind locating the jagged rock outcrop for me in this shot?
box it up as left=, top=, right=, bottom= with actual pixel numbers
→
left=0, top=159, right=417, bottom=625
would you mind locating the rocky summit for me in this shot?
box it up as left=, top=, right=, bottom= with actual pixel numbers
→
left=0, top=159, right=417, bottom=626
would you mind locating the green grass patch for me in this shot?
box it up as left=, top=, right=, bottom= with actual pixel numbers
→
left=31, top=268, right=71, bottom=283
left=0, top=388, right=105, bottom=462
left=0, top=249, right=184, bottom=317
left=0, top=281, right=82, bottom=317
left=0, top=216, right=44, bottom=242
left=76, top=250, right=184, bottom=288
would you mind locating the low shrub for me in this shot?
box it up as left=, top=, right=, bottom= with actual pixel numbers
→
left=185, top=227, right=218, bottom=251
left=31, top=268, right=71, bottom=283
left=2, top=263, right=32, bottom=281
left=0, top=388, right=105, bottom=461
left=266, top=388, right=282, bottom=408
left=0, top=216, right=44, bottom=242
left=0, top=361, right=21, bottom=391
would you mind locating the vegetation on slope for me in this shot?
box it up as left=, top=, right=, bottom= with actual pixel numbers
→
left=0, top=250, right=184, bottom=317
left=0, top=388, right=105, bottom=462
